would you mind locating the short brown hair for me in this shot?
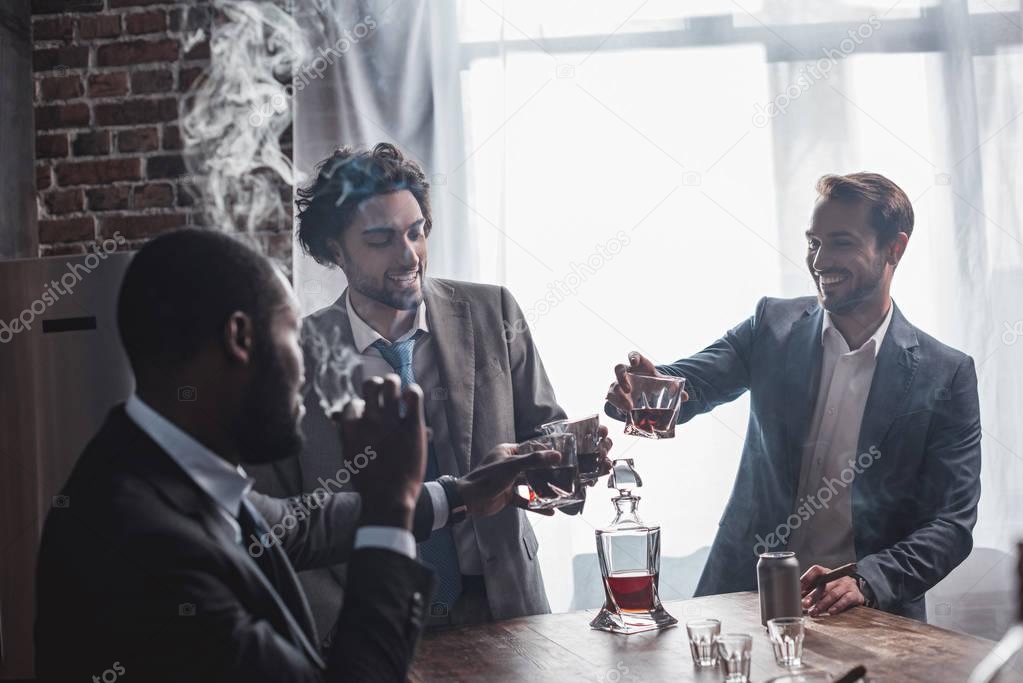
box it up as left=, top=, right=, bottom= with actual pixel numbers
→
left=296, top=142, right=432, bottom=267
left=815, top=172, right=914, bottom=244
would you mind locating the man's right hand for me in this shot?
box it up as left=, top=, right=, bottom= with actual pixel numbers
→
left=605, top=351, right=661, bottom=415
left=337, top=375, right=427, bottom=531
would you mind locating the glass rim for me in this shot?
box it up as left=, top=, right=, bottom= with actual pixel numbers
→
left=685, top=618, right=721, bottom=628
left=542, top=413, right=599, bottom=428
left=759, top=551, right=796, bottom=559
left=628, top=372, right=685, bottom=387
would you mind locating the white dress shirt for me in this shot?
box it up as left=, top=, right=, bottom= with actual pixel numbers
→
left=125, top=394, right=415, bottom=559
left=346, top=292, right=485, bottom=574
left=785, top=304, right=894, bottom=571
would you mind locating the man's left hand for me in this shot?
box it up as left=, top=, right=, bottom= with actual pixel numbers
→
left=800, top=565, right=865, bottom=616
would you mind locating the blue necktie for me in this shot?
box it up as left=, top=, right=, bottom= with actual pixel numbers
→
left=371, top=335, right=463, bottom=614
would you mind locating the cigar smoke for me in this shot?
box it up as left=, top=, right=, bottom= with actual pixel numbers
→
left=180, top=0, right=361, bottom=418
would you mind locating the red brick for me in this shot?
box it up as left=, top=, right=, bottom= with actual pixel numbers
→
left=43, top=189, right=85, bottom=216
left=184, top=39, right=210, bottom=61
left=39, top=75, right=84, bottom=101
left=33, top=46, right=89, bottom=72
left=78, top=15, right=122, bottom=40
left=117, top=127, right=159, bottom=153
left=32, top=17, right=75, bottom=42
left=88, top=72, right=130, bottom=98
left=126, top=10, right=167, bottom=35
left=55, top=158, right=142, bottom=186
left=36, top=134, right=69, bottom=159
left=39, top=216, right=95, bottom=244
left=97, top=39, right=179, bottom=67
left=131, top=69, right=173, bottom=94
left=87, top=186, right=132, bottom=211
left=32, top=0, right=103, bottom=15
left=99, top=212, right=187, bottom=240
left=94, top=97, right=178, bottom=126
left=36, top=164, right=53, bottom=191
left=162, top=124, right=181, bottom=150
left=72, top=130, right=111, bottom=156
left=179, top=66, right=203, bottom=92
left=134, top=183, right=174, bottom=208
left=35, top=103, right=90, bottom=130
left=145, top=154, right=186, bottom=179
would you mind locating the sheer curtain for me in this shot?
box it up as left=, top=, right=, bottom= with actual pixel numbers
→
left=295, top=0, right=1023, bottom=635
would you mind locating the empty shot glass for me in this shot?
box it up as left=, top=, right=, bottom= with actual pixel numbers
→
left=686, top=618, right=721, bottom=668
left=623, top=373, right=686, bottom=439
left=717, top=633, right=753, bottom=682
left=768, top=616, right=806, bottom=667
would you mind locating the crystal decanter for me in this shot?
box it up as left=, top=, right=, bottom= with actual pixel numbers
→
left=591, top=459, right=677, bottom=634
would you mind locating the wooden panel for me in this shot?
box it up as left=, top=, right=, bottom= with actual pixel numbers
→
left=411, top=592, right=1021, bottom=683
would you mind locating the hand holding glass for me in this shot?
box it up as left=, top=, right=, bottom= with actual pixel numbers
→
left=623, top=374, right=686, bottom=439
left=517, top=433, right=579, bottom=510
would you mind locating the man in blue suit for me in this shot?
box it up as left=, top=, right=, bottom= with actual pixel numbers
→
left=606, top=172, right=981, bottom=621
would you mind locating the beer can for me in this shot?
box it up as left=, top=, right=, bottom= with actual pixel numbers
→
left=758, top=551, right=802, bottom=625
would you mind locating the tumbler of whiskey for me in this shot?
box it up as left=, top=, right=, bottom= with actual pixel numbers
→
left=623, top=374, right=686, bottom=439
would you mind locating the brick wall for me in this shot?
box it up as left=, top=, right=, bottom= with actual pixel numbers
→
left=31, top=0, right=293, bottom=268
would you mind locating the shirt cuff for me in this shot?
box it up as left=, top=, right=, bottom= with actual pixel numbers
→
left=424, top=480, right=449, bottom=530
left=354, top=526, right=417, bottom=560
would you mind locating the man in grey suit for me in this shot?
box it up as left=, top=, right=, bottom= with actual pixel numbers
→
left=606, top=172, right=981, bottom=621
left=252, top=143, right=609, bottom=633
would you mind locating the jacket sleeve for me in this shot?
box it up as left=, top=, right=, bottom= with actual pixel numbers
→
left=500, top=286, right=568, bottom=440
left=856, top=355, right=982, bottom=610
left=604, top=297, right=765, bottom=424
left=327, top=548, right=435, bottom=682
left=248, top=490, right=435, bottom=572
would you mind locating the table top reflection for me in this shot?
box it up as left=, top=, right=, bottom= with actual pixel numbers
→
left=411, top=591, right=1010, bottom=683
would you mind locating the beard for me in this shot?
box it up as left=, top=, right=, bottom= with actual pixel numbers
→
left=346, top=267, right=423, bottom=311
left=235, top=337, right=304, bottom=465
left=819, top=255, right=886, bottom=316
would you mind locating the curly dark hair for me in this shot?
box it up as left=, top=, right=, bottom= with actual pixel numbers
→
left=296, top=142, right=432, bottom=267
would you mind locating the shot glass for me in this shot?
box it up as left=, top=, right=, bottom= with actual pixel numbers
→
left=623, top=374, right=686, bottom=439
left=517, top=433, right=580, bottom=510
left=541, top=414, right=602, bottom=484
left=768, top=616, right=806, bottom=667
left=686, top=618, right=721, bottom=668
left=717, top=633, right=753, bottom=682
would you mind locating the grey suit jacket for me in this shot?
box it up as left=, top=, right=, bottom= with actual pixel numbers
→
left=607, top=296, right=982, bottom=621
left=251, top=277, right=566, bottom=632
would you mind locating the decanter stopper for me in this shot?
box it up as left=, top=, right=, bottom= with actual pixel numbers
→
left=608, top=458, right=643, bottom=495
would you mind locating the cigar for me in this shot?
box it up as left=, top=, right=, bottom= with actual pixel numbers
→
left=802, top=562, right=857, bottom=596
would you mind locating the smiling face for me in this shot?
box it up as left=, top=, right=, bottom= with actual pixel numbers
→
left=329, top=190, right=428, bottom=311
left=805, top=198, right=892, bottom=316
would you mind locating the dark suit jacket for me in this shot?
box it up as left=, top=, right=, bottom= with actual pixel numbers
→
left=34, top=407, right=434, bottom=682
left=251, top=277, right=566, bottom=630
left=608, top=297, right=982, bottom=620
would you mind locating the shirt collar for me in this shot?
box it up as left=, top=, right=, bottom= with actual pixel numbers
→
left=345, top=290, right=429, bottom=353
left=124, top=394, right=253, bottom=518
left=821, top=302, right=895, bottom=358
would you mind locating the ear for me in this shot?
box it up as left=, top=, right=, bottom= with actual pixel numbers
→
left=224, top=311, right=255, bottom=365
left=326, top=238, right=347, bottom=271
left=887, top=232, right=909, bottom=267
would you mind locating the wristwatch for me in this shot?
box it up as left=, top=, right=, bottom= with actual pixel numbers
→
left=436, top=475, right=468, bottom=525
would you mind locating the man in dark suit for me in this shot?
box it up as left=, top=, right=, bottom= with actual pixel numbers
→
left=606, top=172, right=981, bottom=621
left=253, top=142, right=611, bottom=630
left=34, top=229, right=562, bottom=682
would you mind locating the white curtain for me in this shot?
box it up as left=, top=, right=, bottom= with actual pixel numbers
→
left=295, top=0, right=1023, bottom=636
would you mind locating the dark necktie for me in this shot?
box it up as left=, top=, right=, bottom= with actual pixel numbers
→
left=371, top=334, right=464, bottom=612
left=237, top=496, right=321, bottom=656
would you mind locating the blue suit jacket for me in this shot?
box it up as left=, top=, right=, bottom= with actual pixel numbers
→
left=609, top=296, right=981, bottom=620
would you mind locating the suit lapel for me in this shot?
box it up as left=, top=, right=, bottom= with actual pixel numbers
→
left=782, top=302, right=825, bottom=485
left=424, top=279, right=475, bottom=474
left=857, top=302, right=919, bottom=457
left=121, top=413, right=327, bottom=669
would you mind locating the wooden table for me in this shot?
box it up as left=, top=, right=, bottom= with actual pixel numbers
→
left=411, top=591, right=1012, bottom=682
